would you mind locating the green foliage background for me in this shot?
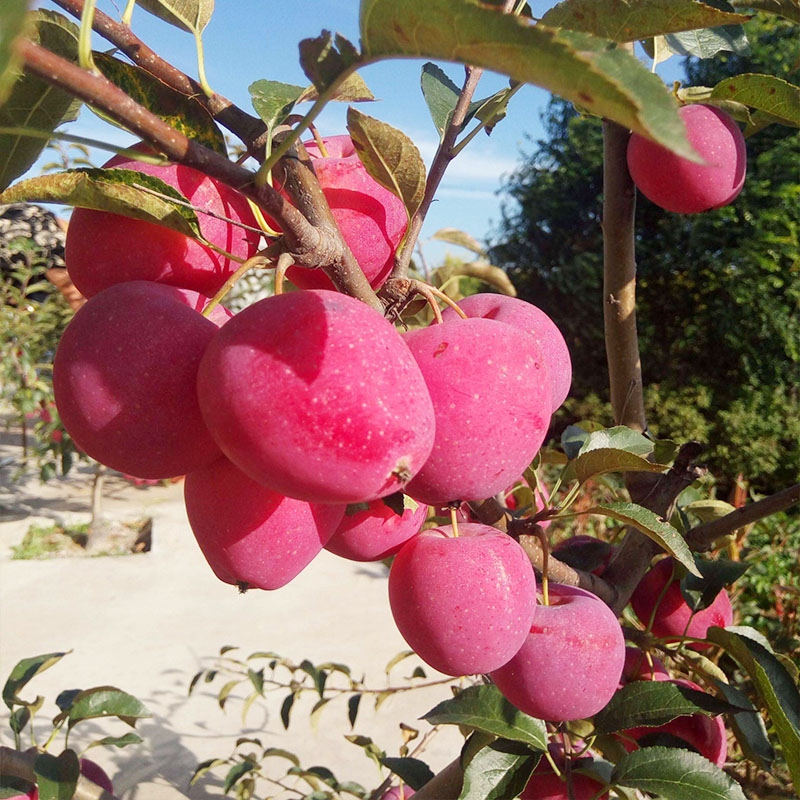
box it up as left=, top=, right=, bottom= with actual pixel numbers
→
left=489, top=16, right=800, bottom=493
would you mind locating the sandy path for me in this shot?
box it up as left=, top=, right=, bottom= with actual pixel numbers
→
left=0, top=433, right=461, bottom=798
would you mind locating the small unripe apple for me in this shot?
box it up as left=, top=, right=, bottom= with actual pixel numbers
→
left=185, top=456, right=344, bottom=590
left=630, top=557, right=733, bottom=648
left=441, top=294, right=571, bottom=411
left=490, top=583, right=625, bottom=721
left=379, top=786, right=415, bottom=800
left=66, top=148, right=260, bottom=298
left=389, top=523, right=537, bottom=676
left=627, top=104, right=746, bottom=214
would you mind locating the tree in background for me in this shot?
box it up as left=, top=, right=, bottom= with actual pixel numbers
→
left=490, top=15, right=800, bottom=493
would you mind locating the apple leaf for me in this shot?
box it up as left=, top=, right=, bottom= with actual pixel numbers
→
left=249, top=79, right=305, bottom=138
left=679, top=557, right=749, bottom=612
left=541, top=0, right=750, bottom=41
left=458, top=739, right=539, bottom=800
left=298, top=72, right=374, bottom=103
left=682, top=499, right=737, bottom=523
left=34, top=750, right=79, bottom=800
left=422, top=685, right=548, bottom=751
left=587, top=502, right=701, bottom=575
left=347, top=106, right=426, bottom=221
left=710, top=73, right=800, bottom=128
left=611, top=747, right=747, bottom=799
left=563, top=448, right=668, bottom=484
left=0, top=168, right=202, bottom=240
left=712, top=679, right=774, bottom=770
left=299, top=30, right=361, bottom=93
left=58, top=686, right=150, bottom=730
left=0, top=10, right=81, bottom=192
left=421, top=62, right=461, bottom=139
left=84, top=732, right=144, bottom=750
left=430, top=227, right=486, bottom=256
left=707, top=626, right=800, bottom=792
left=135, top=0, right=214, bottom=34
left=94, top=52, right=226, bottom=154
left=594, top=680, right=747, bottom=734
left=360, top=0, right=700, bottom=161
left=664, top=24, right=750, bottom=58
left=2, top=651, right=68, bottom=710
left=0, top=0, right=30, bottom=106
left=731, top=0, right=800, bottom=23
left=380, top=757, right=435, bottom=790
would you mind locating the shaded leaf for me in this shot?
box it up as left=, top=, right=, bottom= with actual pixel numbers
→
left=380, top=757, right=435, bottom=790
left=136, top=0, right=214, bottom=34
left=381, top=491, right=406, bottom=517
left=299, top=30, right=360, bottom=92
left=360, top=0, right=700, bottom=161
left=713, top=679, right=774, bottom=770
left=223, top=760, right=254, bottom=793
left=217, top=679, right=240, bottom=709
left=710, top=73, right=800, bottom=127
left=3, top=651, right=68, bottom=709
left=55, top=689, right=81, bottom=712
left=421, top=62, right=460, bottom=139
left=247, top=668, right=264, bottom=696
left=683, top=499, right=737, bottom=523
left=385, top=650, right=415, bottom=674
left=66, top=686, right=150, bottom=729
left=93, top=52, right=226, bottom=154
left=541, top=0, right=750, bottom=41
left=9, top=705, right=30, bottom=735
left=0, top=10, right=80, bottom=191
left=422, top=685, right=547, bottom=750
left=588, top=502, right=700, bottom=575
left=85, top=732, right=143, bottom=749
left=664, top=25, right=749, bottom=58
left=34, top=750, right=79, bottom=800
left=0, top=168, right=201, bottom=239
left=731, top=0, right=800, bottom=23
left=190, top=757, right=227, bottom=785
left=280, top=692, right=295, bottom=729
left=431, top=227, right=486, bottom=256
left=594, top=680, right=747, bottom=734
left=612, top=746, right=747, bottom=799
left=708, top=626, right=800, bottom=791
left=347, top=107, right=426, bottom=221
left=0, top=0, right=30, bottom=105
left=458, top=739, right=538, bottom=800
left=310, top=697, right=332, bottom=731
left=563, top=448, right=668, bottom=484
left=348, top=694, right=361, bottom=728
left=298, top=72, right=374, bottom=103
left=680, top=557, right=749, bottom=611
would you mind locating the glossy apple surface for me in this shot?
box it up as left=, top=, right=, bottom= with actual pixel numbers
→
left=389, top=523, right=537, bottom=676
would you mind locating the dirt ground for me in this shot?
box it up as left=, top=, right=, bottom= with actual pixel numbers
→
left=0, top=425, right=461, bottom=798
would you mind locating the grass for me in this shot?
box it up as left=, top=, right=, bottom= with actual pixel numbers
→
left=11, top=519, right=149, bottom=559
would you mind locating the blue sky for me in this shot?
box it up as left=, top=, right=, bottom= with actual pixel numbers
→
left=44, top=0, right=685, bottom=264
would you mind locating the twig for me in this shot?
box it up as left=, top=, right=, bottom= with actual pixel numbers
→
left=686, top=481, right=800, bottom=552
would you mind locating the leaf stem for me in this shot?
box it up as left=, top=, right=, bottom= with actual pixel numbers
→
left=78, top=0, right=98, bottom=72
left=121, top=0, right=135, bottom=25
left=193, top=28, right=214, bottom=98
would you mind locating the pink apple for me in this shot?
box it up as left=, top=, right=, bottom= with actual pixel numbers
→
left=66, top=147, right=260, bottom=298
left=403, top=317, right=551, bottom=505
left=552, top=535, right=615, bottom=576
left=197, top=289, right=435, bottom=504
left=627, top=104, right=746, bottom=214
left=521, top=745, right=608, bottom=800
left=184, top=456, right=344, bottom=590
left=491, top=583, right=625, bottom=721
left=53, top=281, right=226, bottom=479
left=620, top=646, right=670, bottom=686
left=380, top=786, right=415, bottom=800
left=324, top=497, right=427, bottom=562
left=280, top=135, right=408, bottom=291
left=442, top=294, right=571, bottom=411
left=389, top=523, right=537, bottom=676
left=630, top=557, right=733, bottom=649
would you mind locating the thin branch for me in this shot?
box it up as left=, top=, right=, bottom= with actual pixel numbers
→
left=686, top=481, right=800, bottom=552
left=50, top=0, right=266, bottom=148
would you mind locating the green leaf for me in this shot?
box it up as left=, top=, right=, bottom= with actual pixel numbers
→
left=579, top=425, right=655, bottom=456
left=360, top=0, right=700, bottom=161
left=563, top=448, right=668, bottom=484
left=0, top=168, right=202, bottom=239
left=93, top=52, right=226, bottom=154
left=712, top=679, right=774, bottom=770
left=249, top=79, right=305, bottom=138
left=34, top=750, right=79, bottom=800
left=223, top=760, right=254, bottom=793
left=217, top=679, right=240, bottom=709
left=458, top=739, right=538, bottom=800
left=3, top=651, right=68, bottom=710
left=422, top=685, right=548, bottom=750
left=594, top=680, right=746, bottom=734
left=679, top=557, right=749, bottom=611
left=65, top=686, right=151, bottom=729
left=262, top=747, right=300, bottom=766
left=190, top=758, right=227, bottom=786
left=347, top=694, right=361, bottom=728
left=299, top=30, right=360, bottom=93
left=731, top=0, right=800, bottom=23
left=385, top=650, right=415, bottom=674
left=346, top=107, right=426, bottom=222
left=0, top=10, right=81, bottom=191
left=280, top=692, right=295, bottom=729
left=380, top=757, right=435, bottom=790
left=561, top=424, right=592, bottom=459
left=541, top=0, right=750, bottom=41
left=9, top=705, right=30, bottom=735
left=611, top=746, right=747, bottom=799
left=310, top=697, right=332, bottom=731
left=682, top=499, right=737, bottom=523
left=298, top=72, right=374, bottom=103
left=247, top=668, right=264, bottom=696
left=84, top=732, right=143, bottom=749
left=430, top=227, right=486, bottom=256
left=135, top=0, right=214, bottom=34
left=664, top=25, right=749, bottom=59
left=588, top=502, right=701, bottom=575
left=710, top=73, right=800, bottom=128
left=707, top=626, right=800, bottom=792
left=0, top=0, right=30, bottom=106
left=421, top=62, right=460, bottom=139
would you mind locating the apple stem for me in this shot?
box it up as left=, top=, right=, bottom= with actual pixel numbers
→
left=413, top=281, right=444, bottom=324
left=201, top=252, right=271, bottom=317
left=309, top=123, right=330, bottom=158
left=273, top=252, right=293, bottom=295
left=449, top=506, right=459, bottom=537
left=532, top=524, right=551, bottom=606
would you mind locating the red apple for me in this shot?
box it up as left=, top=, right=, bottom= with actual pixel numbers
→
left=552, top=535, right=615, bottom=576
left=66, top=148, right=260, bottom=298
left=521, top=745, right=608, bottom=800
left=197, top=289, right=435, bottom=504
left=380, top=787, right=415, bottom=800
left=184, top=456, right=344, bottom=590
left=389, top=523, right=537, bottom=676
left=630, top=557, right=733, bottom=648
left=53, top=281, right=225, bottom=479
left=627, top=104, right=746, bottom=214
left=620, top=646, right=670, bottom=686
left=402, top=317, right=551, bottom=505
left=441, top=294, right=572, bottom=411
left=490, top=583, right=625, bottom=721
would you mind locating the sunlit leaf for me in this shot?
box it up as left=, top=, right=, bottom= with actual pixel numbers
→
left=136, top=0, right=214, bottom=34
